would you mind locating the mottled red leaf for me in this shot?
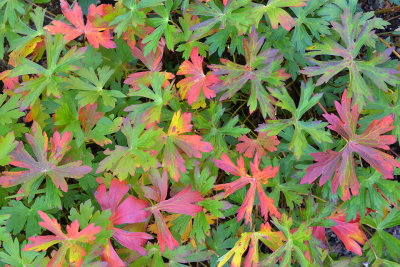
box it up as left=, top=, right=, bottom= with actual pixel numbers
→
left=142, top=169, right=204, bottom=252
left=45, top=0, right=116, bottom=49
left=0, top=121, right=91, bottom=195
left=162, top=110, right=213, bottom=182
left=176, top=46, right=219, bottom=105
left=301, top=91, right=400, bottom=200
left=23, top=211, right=101, bottom=267
left=214, top=153, right=280, bottom=227
left=94, top=179, right=152, bottom=265
left=236, top=132, right=280, bottom=158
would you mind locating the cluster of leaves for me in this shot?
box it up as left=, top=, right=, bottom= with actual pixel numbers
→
left=1, top=0, right=400, bottom=266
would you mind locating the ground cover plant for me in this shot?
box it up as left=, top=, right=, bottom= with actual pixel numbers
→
left=1, top=0, right=400, bottom=266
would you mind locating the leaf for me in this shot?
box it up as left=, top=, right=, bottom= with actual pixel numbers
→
left=78, top=103, right=122, bottom=146
left=66, top=65, right=125, bottom=108
left=23, top=210, right=101, bottom=267
left=44, top=0, right=116, bottom=49
left=257, top=80, right=331, bottom=159
left=290, top=0, right=330, bottom=53
left=96, top=117, right=162, bottom=180
left=0, top=94, right=24, bottom=126
left=0, top=0, right=25, bottom=27
left=0, top=121, right=92, bottom=195
left=142, top=169, right=204, bottom=252
left=301, top=91, right=400, bottom=200
left=142, top=0, right=179, bottom=55
left=209, top=26, right=290, bottom=118
left=10, top=33, right=85, bottom=110
left=0, top=132, right=18, bottom=165
left=236, top=132, right=279, bottom=158
left=162, top=110, right=213, bottom=182
left=300, top=8, right=400, bottom=106
left=194, top=101, right=250, bottom=155
left=124, top=38, right=174, bottom=91
left=327, top=209, right=366, bottom=255
left=0, top=196, right=51, bottom=237
left=0, top=238, right=45, bottom=267
left=260, top=0, right=309, bottom=30
left=94, top=179, right=152, bottom=265
left=214, top=153, right=280, bottom=226
left=125, top=72, right=174, bottom=128
left=176, top=46, right=219, bottom=105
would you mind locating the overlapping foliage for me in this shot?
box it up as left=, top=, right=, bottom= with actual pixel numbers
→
left=0, top=0, right=400, bottom=266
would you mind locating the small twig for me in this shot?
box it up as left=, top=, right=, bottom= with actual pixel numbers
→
left=375, top=6, right=400, bottom=14
left=24, top=0, right=57, bottom=19
left=377, top=36, right=400, bottom=60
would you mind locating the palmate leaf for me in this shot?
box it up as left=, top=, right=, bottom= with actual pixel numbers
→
left=141, top=169, right=204, bottom=253
left=161, top=110, right=213, bottom=182
left=0, top=132, right=18, bottom=166
left=23, top=211, right=101, bottom=267
left=0, top=122, right=91, bottom=196
left=66, top=65, right=125, bottom=108
left=0, top=0, right=25, bottom=27
left=176, top=46, right=219, bottom=105
left=0, top=94, right=24, bottom=126
left=236, top=132, right=279, bottom=158
left=142, top=0, right=179, bottom=55
left=301, top=91, right=400, bottom=200
left=0, top=196, right=52, bottom=237
left=96, top=116, right=162, bottom=180
left=300, top=8, right=400, bottom=106
left=209, top=26, right=290, bottom=118
left=45, top=0, right=116, bottom=49
left=125, top=72, right=174, bottom=128
left=0, top=237, right=45, bottom=267
left=252, top=0, right=309, bottom=31
left=94, top=179, right=152, bottom=265
left=290, top=0, right=330, bottom=53
left=10, top=33, right=85, bottom=110
left=78, top=103, right=122, bottom=146
left=214, top=153, right=280, bottom=227
left=194, top=102, right=250, bottom=155
left=257, top=80, right=331, bottom=159
left=188, top=0, right=255, bottom=56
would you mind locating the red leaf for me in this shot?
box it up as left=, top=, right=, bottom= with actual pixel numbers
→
left=23, top=211, right=101, bottom=267
left=301, top=91, right=400, bottom=200
left=328, top=209, right=366, bottom=255
left=143, top=169, right=204, bottom=252
left=236, top=132, right=280, bottom=158
left=94, top=179, right=152, bottom=264
left=162, top=110, right=213, bottom=182
left=176, top=46, right=219, bottom=105
left=214, top=153, right=280, bottom=226
left=0, top=121, right=91, bottom=195
left=124, top=38, right=174, bottom=91
left=44, top=0, right=116, bottom=49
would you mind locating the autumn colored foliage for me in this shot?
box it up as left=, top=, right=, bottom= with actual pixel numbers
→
left=1, top=0, right=400, bottom=266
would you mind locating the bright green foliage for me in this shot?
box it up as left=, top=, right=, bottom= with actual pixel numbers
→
left=258, top=80, right=331, bottom=159
left=0, top=197, right=51, bottom=237
left=0, top=0, right=25, bottom=27
left=194, top=102, right=250, bottom=155
left=210, top=26, right=290, bottom=118
left=66, top=66, right=125, bottom=108
left=0, top=132, right=17, bottom=165
left=290, top=0, right=330, bottom=53
left=10, top=33, right=85, bottom=110
left=96, top=117, right=162, bottom=179
left=0, top=238, right=45, bottom=267
left=125, top=72, right=174, bottom=127
left=142, top=0, right=179, bottom=55
left=301, top=8, right=400, bottom=106
left=0, top=94, right=24, bottom=126
left=10, top=7, right=45, bottom=52
left=362, top=209, right=400, bottom=262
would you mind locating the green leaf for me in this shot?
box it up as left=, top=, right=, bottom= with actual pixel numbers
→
left=0, top=238, right=45, bottom=267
